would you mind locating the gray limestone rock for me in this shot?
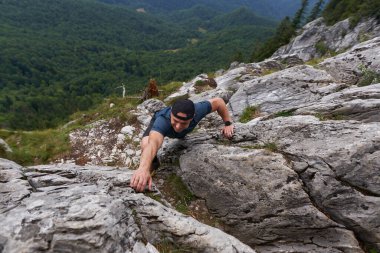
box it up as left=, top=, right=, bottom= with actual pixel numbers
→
left=127, top=193, right=256, bottom=253
left=234, top=117, right=380, bottom=250
left=190, top=88, right=234, bottom=104
left=228, top=65, right=340, bottom=120
left=179, top=145, right=363, bottom=252
left=162, top=114, right=380, bottom=251
left=319, top=37, right=380, bottom=85
left=295, top=83, right=380, bottom=122
left=273, top=18, right=380, bottom=61
left=0, top=161, right=255, bottom=253
left=136, top=98, right=166, bottom=114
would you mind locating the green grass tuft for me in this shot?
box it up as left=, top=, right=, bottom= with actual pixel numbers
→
left=274, top=109, right=295, bottom=117
left=357, top=65, right=380, bottom=87
left=155, top=237, right=193, bottom=253
left=0, top=129, right=70, bottom=165
left=166, top=173, right=195, bottom=214
left=315, top=113, right=346, bottom=121
left=69, top=97, right=138, bottom=127
left=239, top=106, right=260, bottom=123
left=159, top=81, right=184, bottom=100
left=241, top=142, right=278, bottom=152
left=264, top=142, right=278, bottom=152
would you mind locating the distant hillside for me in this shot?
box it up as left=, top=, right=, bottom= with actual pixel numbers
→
left=0, top=0, right=275, bottom=130
left=164, top=6, right=277, bottom=32
left=99, top=0, right=321, bottom=20
left=207, top=7, right=277, bottom=31
left=0, top=0, right=192, bottom=50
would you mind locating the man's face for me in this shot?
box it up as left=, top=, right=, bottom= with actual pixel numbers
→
left=170, top=112, right=192, bottom=133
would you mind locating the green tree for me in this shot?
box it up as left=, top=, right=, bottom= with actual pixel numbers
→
left=232, top=51, right=244, bottom=63
left=307, top=0, right=324, bottom=23
left=251, top=17, right=295, bottom=62
left=292, top=0, right=309, bottom=28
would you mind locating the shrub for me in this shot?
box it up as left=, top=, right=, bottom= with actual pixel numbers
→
left=193, top=78, right=217, bottom=94
left=357, top=65, right=380, bottom=87
left=315, top=41, right=329, bottom=55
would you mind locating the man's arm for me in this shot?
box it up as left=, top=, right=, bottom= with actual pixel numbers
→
left=208, top=98, right=234, bottom=138
left=131, top=131, right=164, bottom=192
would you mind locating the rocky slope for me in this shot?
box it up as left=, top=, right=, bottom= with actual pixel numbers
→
left=1, top=18, right=380, bottom=252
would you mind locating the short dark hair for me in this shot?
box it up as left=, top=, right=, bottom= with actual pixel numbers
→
left=171, top=99, right=195, bottom=120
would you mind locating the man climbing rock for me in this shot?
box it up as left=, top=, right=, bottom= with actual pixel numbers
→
left=131, top=98, right=234, bottom=192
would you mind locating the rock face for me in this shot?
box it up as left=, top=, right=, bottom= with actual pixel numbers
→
left=179, top=144, right=363, bottom=253
left=0, top=159, right=255, bottom=253
left=163, top=114, right=380, bottom=252
left=318, top=37, right=380, bottom=86
left=273, top=17, right=380, bottom=61
left=295, top=83, right=380, bottom=122
left=228, top=65, right=341, bottom=119
left=157, top=35, right=380, bottom=252
left=229, top=37, right=380, bottom=122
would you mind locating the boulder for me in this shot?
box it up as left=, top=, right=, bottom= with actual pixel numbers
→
left=319, top=37, right=380, bottom=85
left=136, top=98, right=166, bottom=114
left=179, top=145, right=362, bottom=252
left=0, top=159, right=255, bottom=253
left=228, top=65, right=342, bottom=120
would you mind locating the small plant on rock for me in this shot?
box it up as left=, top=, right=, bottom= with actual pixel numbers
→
left=315, top=113, right=345, bottom=121
left=155, top=237, right=193, bottom=253
left=315, top=41, right=329, bottom=56
left=193, top=78, right=217, bottom=94
left=358, top=65, right=380, bottom=87
left=264, top=142, right=278, bottom=152
left=239, top=105, right=261, bottom=123
left=274, top=109, right=295, bottom=117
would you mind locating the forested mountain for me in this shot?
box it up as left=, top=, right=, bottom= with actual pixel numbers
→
left=99, top=0, right=321, bottom=20
left=0, top=0, right=276, bottom=130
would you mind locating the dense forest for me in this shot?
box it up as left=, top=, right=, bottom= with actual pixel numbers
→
left=0, top=0, right=275, bottom=130
left=99, top=0, right=320, bottom=20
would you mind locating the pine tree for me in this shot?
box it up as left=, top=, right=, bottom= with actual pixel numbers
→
left=307, top=0, right=324, bottom=23
left=292, top=0, right=309, bottom=28
left=250, top=17, right=295, bottom=62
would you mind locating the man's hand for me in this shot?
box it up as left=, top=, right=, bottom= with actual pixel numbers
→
left=222, top=125, right=234, bottom=139
left=130, top=168, right=152, bottom=192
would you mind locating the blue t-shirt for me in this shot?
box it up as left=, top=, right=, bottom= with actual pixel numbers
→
left=151, top=101, right=212, bottom=139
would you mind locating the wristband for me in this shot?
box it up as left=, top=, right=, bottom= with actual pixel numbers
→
left=224, top=121, right=232, bottom=126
